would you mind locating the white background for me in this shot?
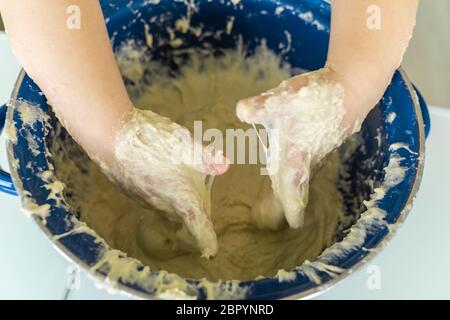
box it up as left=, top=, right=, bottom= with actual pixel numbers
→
left=403, top=0, right=450, bottom=108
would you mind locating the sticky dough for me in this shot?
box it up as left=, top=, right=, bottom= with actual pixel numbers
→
left=57, top=46, right=346, bottom=281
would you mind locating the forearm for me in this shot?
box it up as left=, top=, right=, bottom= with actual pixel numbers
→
left=327, top=0, right=418, bottom=125
left=0, top=0, right=132, bottom=160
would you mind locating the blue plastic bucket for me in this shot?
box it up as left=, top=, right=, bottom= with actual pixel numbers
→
left=0, top=0, right=430, bottom=299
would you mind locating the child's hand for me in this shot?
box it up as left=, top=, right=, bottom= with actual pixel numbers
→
left=237, top=68, right=363, bottom=229
left=105, top=108, right=229, bottom=258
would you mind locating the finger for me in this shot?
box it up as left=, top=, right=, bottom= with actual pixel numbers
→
left=201, top=144, right=230, bottom=175
left=274, top=156, right=311, bottom=229
left=190, top=142, right=230, bottom=176
left=280, top=175, right=310, bottom=229
left=175, top=200, right=218, bottom=258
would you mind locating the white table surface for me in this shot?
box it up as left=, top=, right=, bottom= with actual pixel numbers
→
left=1, top=33, right=449, bottom=300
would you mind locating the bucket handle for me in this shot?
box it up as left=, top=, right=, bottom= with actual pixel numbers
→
left=0, top=103, right=17, bottom=196
left=413, top=84, right=431, bottom=139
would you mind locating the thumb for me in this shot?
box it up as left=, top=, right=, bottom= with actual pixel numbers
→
left=190, top=142, right=230, bottom=176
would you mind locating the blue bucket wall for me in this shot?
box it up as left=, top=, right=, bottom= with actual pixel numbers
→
left=0, top=0, right=430, bottom=299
